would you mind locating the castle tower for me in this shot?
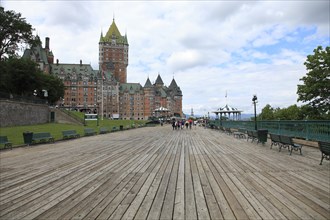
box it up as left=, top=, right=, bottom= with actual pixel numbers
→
left=99, top=19, right=129, bottom=83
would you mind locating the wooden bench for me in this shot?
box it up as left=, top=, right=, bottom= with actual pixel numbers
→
left=279, top=135, right=302, bottom=155
left=233, top=128, right=246, bottom=139
left=62, top=130, right=80, bottom=139
left=0, top=136, right=12, bottom=150
left=318, top=141, right=330, bottom=165
left=247, top=130, right=258, bottom=142
left=224, top=127, right=232, bottom=135
left=99, top=127, right=109, bottom=134
left=84, top=128, right=97, bottom=136
left=269, top=133, right=282, bottom=149
left=32, top=132, right=54, bottom=144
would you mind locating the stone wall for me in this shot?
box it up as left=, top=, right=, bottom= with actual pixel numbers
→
left=0, top=100, right=49, bottom=127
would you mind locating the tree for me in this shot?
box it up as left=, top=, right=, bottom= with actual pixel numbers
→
left=259, top=104, right=275, bottom=120
left=297, top=46, right=330, bottom=117
left=0, top=57, right=64, bottom=104
left=0, top=7, right=40, bottom=60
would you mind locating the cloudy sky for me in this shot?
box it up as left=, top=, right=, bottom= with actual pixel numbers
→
left=2, top=0, right=329, bottom=116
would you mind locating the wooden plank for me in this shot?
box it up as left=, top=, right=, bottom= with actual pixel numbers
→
left=255, top=172, right=326, bottom=219
left=189, top=142, right=210, bottom=220
left=192, top=136, right=223, bottom=220
left=160, top=137, right=181, bottom=220
left=133, top=142, right=176, bottom=219
left=172, top=139, right=185, bottom=220
left=184, top=137, right=198, bottom=220
left=119, top=143, right=174, bottom=219
left=0, top=126, right=329, bottom=220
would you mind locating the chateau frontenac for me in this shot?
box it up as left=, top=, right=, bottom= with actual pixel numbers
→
left=23, top=19, right=183, bottom=120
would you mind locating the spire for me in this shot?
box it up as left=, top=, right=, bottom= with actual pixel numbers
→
left=155, top=74, right=164, bottom=85
left=99, top=30, right=104, bottom=42
left=169, top=78, right=178, bottom=89
left=104, top=19, right=122, bottom=41
left=144, top=77, right=152, bottom=88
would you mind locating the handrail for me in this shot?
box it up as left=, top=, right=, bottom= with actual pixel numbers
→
left=209, top=120, right=330, bottom=142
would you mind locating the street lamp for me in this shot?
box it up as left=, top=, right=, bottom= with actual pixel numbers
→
left=252, top=94, right=258, bottom=130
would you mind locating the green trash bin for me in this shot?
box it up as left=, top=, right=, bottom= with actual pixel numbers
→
left=257, top=129, right=268, bottom=144
left=120, top=125, right=123, bottom=130
left=23, top=131, right=33, bottom=145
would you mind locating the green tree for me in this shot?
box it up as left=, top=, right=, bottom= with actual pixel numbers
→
left=259, top=104, right=275, bottom=120
left=297, top=46, right=330, bottom=117
left=0, top=57, right=39, bottom=95
left=273, top=105, right=303, bottom=120
left=0, top=57, right=64, bottom=104
left=0, top=7, right=40, bottom=60
left=37, top=73, right=65, bottom=105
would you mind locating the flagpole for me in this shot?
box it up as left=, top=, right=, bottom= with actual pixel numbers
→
left=225, top=90, right=227, bottom=106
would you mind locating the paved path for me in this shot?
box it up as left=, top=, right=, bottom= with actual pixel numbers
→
left=0, top=125, right=329, bottom=219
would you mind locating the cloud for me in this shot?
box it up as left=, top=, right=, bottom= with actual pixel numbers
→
left=2, top=0, right=329, bottom=116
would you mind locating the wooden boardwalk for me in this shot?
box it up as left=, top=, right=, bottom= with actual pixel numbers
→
left=0, top=125, right=329, bottom=220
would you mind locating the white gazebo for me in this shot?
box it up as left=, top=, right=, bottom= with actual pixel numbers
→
left=213, top=104, right=243, bottom=121
left=154, top=106, right=170, bottom=118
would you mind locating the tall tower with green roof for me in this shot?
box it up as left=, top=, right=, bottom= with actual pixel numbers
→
left=99, top=19, right=129, bottom=83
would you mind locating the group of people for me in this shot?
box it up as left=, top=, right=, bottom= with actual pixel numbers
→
left=172, top=119, right=194, bottom=130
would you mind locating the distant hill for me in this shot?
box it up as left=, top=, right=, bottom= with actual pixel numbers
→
left=185, top=113, right=254, bottom=120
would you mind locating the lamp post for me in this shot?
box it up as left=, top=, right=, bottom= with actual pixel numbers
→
left=252, top=95, right=258, bottom=130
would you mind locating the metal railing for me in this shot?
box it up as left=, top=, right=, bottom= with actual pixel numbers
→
left=209, top=120, right=330, bottom=142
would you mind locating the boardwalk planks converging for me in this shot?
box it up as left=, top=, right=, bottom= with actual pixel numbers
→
left=0, top=126, right=329, bottom=219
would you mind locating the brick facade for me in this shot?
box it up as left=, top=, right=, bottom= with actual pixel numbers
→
left=24, top=19, right=183, bottom=120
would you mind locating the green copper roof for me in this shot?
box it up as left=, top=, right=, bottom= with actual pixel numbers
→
left=155, top=74, right=164, bottom=85
left=144, top=77, right=153, bottom=88
left=120, top=83, right=143, bottom=94
left=169, top=78, right=178, bottom=89
left=105, top=19, right=121, bottom=39
left=100, top=19, right=128, bottom=44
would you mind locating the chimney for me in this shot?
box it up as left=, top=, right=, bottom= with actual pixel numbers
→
left=56, top=59, right=59, bottom=65
left=45, top=37, right=50, bottom=50
left=80, top=60, right=82, bottom=66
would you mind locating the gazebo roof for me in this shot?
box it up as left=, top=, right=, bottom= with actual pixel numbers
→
left=213, top=104, right=243, bottom=113
left=155, top=106, right=169, bottom=112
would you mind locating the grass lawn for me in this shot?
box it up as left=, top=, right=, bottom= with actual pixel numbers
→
left=0, top=119, right=148, bottom=149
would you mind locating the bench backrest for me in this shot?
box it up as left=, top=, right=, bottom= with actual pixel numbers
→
left=62, top=130, right=77, bottom=135
left=100, top=127, right=108, bottom=131
left=0, top=136, right=9, bottom=143
left=318, top=141, right=330, bottom=155
left=238, top=128, right=246, bottom=133
left=279, top=135, right=292, bottom=145
left=33, top=132, right=52, bottom=138
left=270, top=133, right=281, bottom=142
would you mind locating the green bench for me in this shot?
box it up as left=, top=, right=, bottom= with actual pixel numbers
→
left=0, top=136, right=12, bottom=149
left=99, top=127, right=109, bottom=134
left=318, top=141, right=330, bottom=165
left=270, top=133, right=282, bottom=149
left=279, top=135, right=302, bottom=155
left=233, top=128, right=246, bottom=139
left=32, top=132, right=54, bottom=144
left=62, top=130, right=80, bottom=139
left=84, top=128, right=97, bottom=136
left=247, top=130, right=258, bottom=142
left=224, top=127, right=232, bottom=135
left=112, top=126, right=119, bottom=132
